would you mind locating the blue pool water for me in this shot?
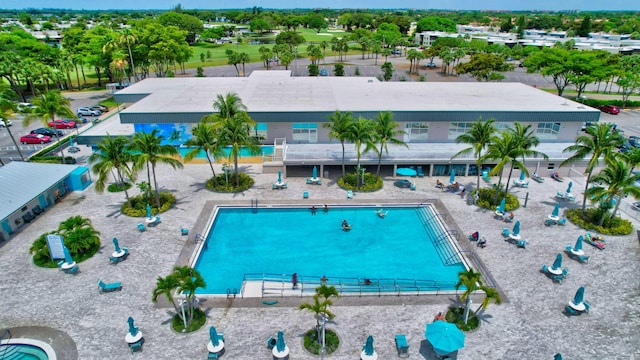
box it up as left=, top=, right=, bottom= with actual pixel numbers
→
left=178, top=146, right=273, bottom=159
left=193, top=206, right=466, bottom=294
left=0, top=344, right=48, bottom=359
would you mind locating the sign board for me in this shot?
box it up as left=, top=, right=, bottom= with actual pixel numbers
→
left=46, top=234, right=65, bottom=259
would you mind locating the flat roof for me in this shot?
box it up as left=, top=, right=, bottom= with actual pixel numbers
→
left=0, top=162, right=80, bottom=220
left=115, top=71, right=598, bottom=115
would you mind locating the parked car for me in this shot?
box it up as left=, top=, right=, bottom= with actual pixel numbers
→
left=320, top=69, right=328, bottom=76
left=0, top=119, right=12, bottom=127
left=391, top=49, right=401, bottom=55
left=632, top=201, right=640, bottom=211
left=425, top=62, right=437, bottom=68
left=48, top=119, right=77, bottom=129
left=628, top=136, right=640, bottom=149
left=77, top=107, right=101, bottom=116
left=394, top=179, right=413, bottom=188
left=598, top=105, right=620, bottom=114
left=31, top=127, right=63, bottom=137
left=20, top=134, right=51, bottom=144
left=90, top=105, right=108, bottom=113
left=17, top=102, right=36, bottom=112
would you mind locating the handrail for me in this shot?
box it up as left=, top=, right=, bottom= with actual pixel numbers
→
left=0, top=328, right=10, bottom=341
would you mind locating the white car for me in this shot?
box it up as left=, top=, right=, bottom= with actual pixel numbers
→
left=0, top=119, right=12, bottom=127
left=77, top=107, right=101, bottom=116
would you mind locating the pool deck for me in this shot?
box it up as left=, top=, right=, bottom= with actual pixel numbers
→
left=1, top=155, right=639, bottom=359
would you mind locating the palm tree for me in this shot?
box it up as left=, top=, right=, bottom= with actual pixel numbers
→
left=587, top=158, right=640, bottom=225
left=617, top=146, right=640, bottom=173
left=482, top=130, right=519, bottom=193
left=58, top=216, right=100, bottom=256
left=128, top=129, right=184, bottom=208
left=120, top=29, right=138, bottom=81
left=298, top=284, right=338, bottom=340
left=451, top=118, right=496, bottom=191
left=474, top=285, right=502, bottom=314
left=174, top=266, right=206, bottom=324
left=454, top=268, right=483, bottom=324
left=323, top=111, right=354, bottom=177
left=152, top=274, right=182, bottom=320
left=87, top=135, right=134, bottom=207
left=562, top=123, right=622, bottom=212
left=0, top=90, right=25, bottom=161
left=346, top=117, right=376, bottom=187
left=212, top=93, right=260, bottom=185
left=183, top=122, right=225, bottom=179
left=373, top=111, right=407, bottom=176
left=503, top=122, right=547, bottom=197
left=24, top=90, right=75, bottom=163
left=315, top=283, right=340, bottom=303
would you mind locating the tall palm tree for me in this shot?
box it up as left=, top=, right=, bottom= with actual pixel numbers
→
left=120, top=29, right=138, bottom=81
left=346, top=117, right=376, bottom=187
left=474, top=285, right=502, bottom=314
left=24, top=90, right=75, bottom=163
left=174, top=266, right=206, bottom=324
left=152, top=274, right=182, bottom=321
left=323, top=111, right=354, bottom=177
left=373, top=111, right=407, bottom=176
left=183, top=122, right=225, bottom=179
left=562, top=123, right=622, bottom=212
left=451, top=118, right=496, bottom=191
left=617, top=147, right=640, bottom=173
left=128, top=129, right=184, bottom=208
left=212, top=92, right=260, bottom=184
left=482, top=130, right=519, bottom=193
left=503, top=122, right=547, bottom=196
left=454, top=268, right=483, bottom=324
left=298, top=294, right=335, bottom=329
left=588, top=158, right=640, bottom=225
left=87, top=135, right=134, bottom=207
left=0, top=90, right=25, bottom=161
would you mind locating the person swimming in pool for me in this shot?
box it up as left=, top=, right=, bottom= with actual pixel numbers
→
left=341, top=219, right=351, bottom=231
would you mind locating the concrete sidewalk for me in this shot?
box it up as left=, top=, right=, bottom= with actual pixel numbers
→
left=0, top=158, right=639, bottom=359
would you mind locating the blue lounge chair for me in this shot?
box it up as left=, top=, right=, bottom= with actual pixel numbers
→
left=517, top=240, right=528, bottom=248
left=410, top=182, right=416, bottom=190
left=98, top=279, right=122, bottom=292
left=303, top=191, right=309, bottom=199
left=482, top=170, right=492, bottom=183
left=137, top=223, right=146, bottom=232
left=347, top=190, right=353, bottom=199
left=501, top=227, right=510, bottom=237
left=557, top=218, right=567, bottom=225
left=544, top=219, right=556, bottom=226
left=565, top=246, right=590, bottom=263
left=395, top=334, right=409, bottom=358
left=267, top=336, right=276, bottom=349
left=417, top=166, right=424, bottom=177
left=181, top=227, right=189, bottom=236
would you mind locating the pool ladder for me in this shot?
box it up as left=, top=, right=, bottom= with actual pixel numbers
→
left=251, top=199, right=259, bottom=213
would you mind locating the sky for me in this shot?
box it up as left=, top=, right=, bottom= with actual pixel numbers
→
left=4, top=0, right=640, bottom=11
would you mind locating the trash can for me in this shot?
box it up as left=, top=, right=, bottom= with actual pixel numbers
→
left=324, top=171, right=329, bottom=178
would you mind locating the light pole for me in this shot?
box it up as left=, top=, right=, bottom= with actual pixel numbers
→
left=361, top=167, right=366, bottom=187
left=320, top=313, right=328, bottom=360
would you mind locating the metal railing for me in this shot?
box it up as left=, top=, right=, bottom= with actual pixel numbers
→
left=0, top=329, right=17, bottom=360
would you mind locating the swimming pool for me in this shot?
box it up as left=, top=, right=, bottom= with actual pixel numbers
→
left=0, top=339, right=55, bottom=360
left=192, top=205, right=468, bottom=296
left=177, top=146, right=273, bottom=159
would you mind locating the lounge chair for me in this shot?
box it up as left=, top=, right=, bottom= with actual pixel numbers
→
left=137, top=223, right=146, bottom=232
left=544, top=219, right=556, bottom=226
left=129, top=339, right=143, bottom=353
left=564, top=304, right=578, bottom=316
left=557, top=218, right=567, bottom=225
left=395, top=334, right=409, bottom=358
left=98, top=279, right=122, bottom=293
left=531, top=173, right=545, bottom=183
left=410, top=182, right=416, bottom=190
left=501, top=228, right=510, bottom=237
left=303, top=191, right=309, bottom=199
left=584, top=234, right=606, bottom=250
left=22, top=212, right=35, bottom=223
left=267, top=336, right=277, bottom=349
left=32, top=205, right=44, bottom=215
left=417, top=166, right=424, bottom=177
left=347, top=190, right=353, bottom=199
left=565, top=246, right=590, bottom=263
left=517, top=239, right=528, bottom=248
left=180, top=227, right=189, bottom=236
left=551, top=172, right=564, bottom=182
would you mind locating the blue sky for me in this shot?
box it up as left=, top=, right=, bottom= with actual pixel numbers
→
left=5, top=0, right=640, bottom=11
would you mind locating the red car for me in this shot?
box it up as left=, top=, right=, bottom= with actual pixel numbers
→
left=48, top=119, right=77, bottom=129
left=20, top=134, right=52, bottom=144
left=598, top=105, right=620, bottom=114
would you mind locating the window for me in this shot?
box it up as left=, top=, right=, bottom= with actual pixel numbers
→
left=254, top=123, right=267, bottom=141
left=537, top=122, right=560, bottom=140
left=494, top=122, right=511, bottom=131
left=405, top=122, right=429, bottom=142
left=292, top=123, right=317, bottom=143
left=448, top=122, right=474, bottom=139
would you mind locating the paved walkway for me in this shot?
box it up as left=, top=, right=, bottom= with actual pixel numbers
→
left=1, top=153, right=639, bottom=359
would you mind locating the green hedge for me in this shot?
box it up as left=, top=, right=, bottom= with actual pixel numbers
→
left=338, top=172, right=383, bottom=192
left=581, top=98, right=640, bottom=109
left=30, top=155, right=77, bottom=164
left=566, top=208, right=633, bottom=235
left=206, top=172, right=254, bottom=193
left=474, top=187, right=520, bottom=211
left=121, top=192, right=176, bottom=217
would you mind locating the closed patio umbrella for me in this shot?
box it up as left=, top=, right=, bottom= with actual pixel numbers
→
left=551, top=203, right=560, bottom=218
left=113, top=237, right=121, bottom=254
left=551, top=253, right=563, bottom=271
left=63, top=246, right=73, bottom=264
left=449, top=169, right=456, bottom=184
left=363, top=335, right=374, bottom=356
left=276, top=331, right=285, bottom=352
left=127, top=317, right=138, bottom=336
left=512, top=220, right=521, bottom=236
left=312, top=166, right=318, bottom=179
left=497, top=198, right=506, bottom=213
left=210, top=326, right=220, bottom=347
left=425, top=320, right=465, bottom=355
left=574, top=235, right=584, bottom=252
left=277, top=170, right=282, bottom=184
left=519, top=170, right=526, bottom=181
left=573, top=286, right=585, bottom=305
left=566, top=182, right=573, bottom=194
left=146, top=204, right=152, bottom=219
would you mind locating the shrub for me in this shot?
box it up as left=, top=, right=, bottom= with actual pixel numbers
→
left=107, top=182, right=132, bottom=193
left=171, top=308, right=206, bottom=333
left=303, top=328, right=339, bottom=355
left=30, top=216, right=101, bottom=267
left=121, top=192, right=176, bottom=217
left=445, top=306, right=480, bottom=332
left=566, top=208, right=633, bottom=235
left=581, top=98, right=640, bottom=109
left=206, top=172, right=254, bottom=193
left=337, top=172, right=383, bottom=192
left=474, top=187, right=520, bottom=211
